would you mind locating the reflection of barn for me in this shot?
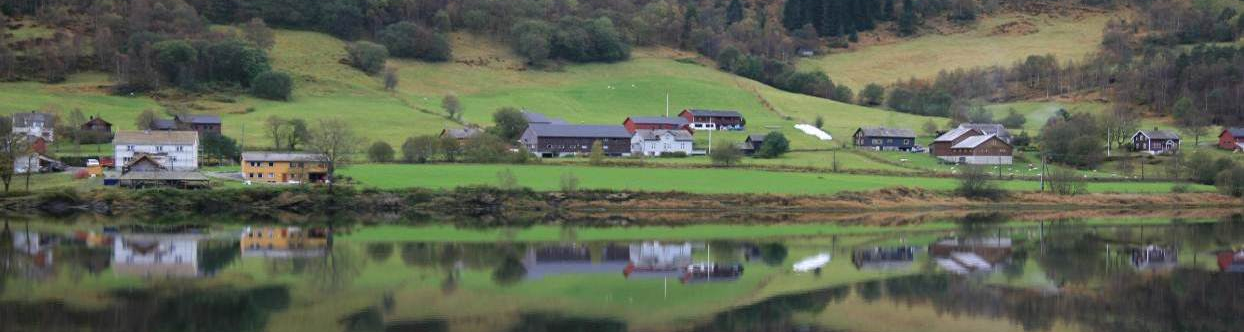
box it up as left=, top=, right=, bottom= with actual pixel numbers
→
left=929, top=238, right=1013, bottom=274
left=1218, top=251, right=1244, bottom=273
left=624, top=242, right=693, bottom=278
left=521, top=244, right=630, bottom=280
left=680, top=263, right=744, bottom=283
left=1127, top=245, right=1178, bottom=271
left=112, top=234, right=202, bottom=278
left=240, top=227, right=329, bottom=258
left=852, top=246, right=920, bottom=271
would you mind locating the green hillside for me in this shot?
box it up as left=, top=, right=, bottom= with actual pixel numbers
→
left=0, top=29, right=940, bottom=151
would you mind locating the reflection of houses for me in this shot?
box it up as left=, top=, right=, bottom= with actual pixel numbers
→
left=521, top=244, right=630, bottom=280
left=624, top=242, right=693, bottom=278
left=930, top=238, right=1013, bottom=274
left=11, top=231, right=56, bottom=268
left=240, top=227, right=329, bottom=258
left=852, top=246, right=920, bottom=271
left=1127, top=245, right=1178, bottom=271
left=112, top=234, right=202, bottom=278
left=680, top=263, right=744, bottom=283
left=1217, top=250, right=1244, bottom=272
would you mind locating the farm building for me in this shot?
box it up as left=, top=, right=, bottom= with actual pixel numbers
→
left=931, top=127, right=1013, bottom=165
left=678, top=109, right=745, bottom=131
left=958, top=123, right=1012, bottom=143
left=116, top=154, right=209, bottom=189
left=631, top=129, right=694, bottom=156
left=520, top=124, right=633, bottom=157
left=521, top=110, right=567, bottom=125
left=14, top=153, right=62, bottom=174
left=151, top=119, right=178, bottom=131
left=174, top=114, right=222, bottom=135
left=1132, top=130, right=1180, bottom=154
left=79, top=116, right=114, bottom=143
left=241, top=151, right=329, bottom=184
left=853, top=127, right=917, bottom=151
left=930, top=127, right=984, bottom=157
left=741, top=134, right=767, bottom=155
left=114, top=130, right=199, bottom=171
left=12, top=111, right=55, bottom=142
left=440, top=127, right=483, bottom=141
left=623, top=116, right=691, bottom=134
left=1219, top=128, right=1244, bottom=151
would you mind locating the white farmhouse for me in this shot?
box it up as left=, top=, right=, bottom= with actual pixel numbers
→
left=114, top=131, right=199, bottom=171
left=12, top=111, right=55, bottom=142
left=631, top=129, right=694, bottom=156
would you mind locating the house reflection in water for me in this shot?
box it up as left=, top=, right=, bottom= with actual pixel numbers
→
left=852, top=246, right=920, bottom=271
left=1127, top=245, right=1178, bottom=271
left=8, top=230, right=58, bottom=279
left=240, top=227, right=329, bottom=258
left=521, top=244, right=631, bottom=280
left=112, top=234, right=203, bottom=278
left=1217, top=250, right=1244, bottom=273
left=929, top=237, right=1013, bottom=275
left=680, top=263, right=744, bottom=284
left=624, top=242, right=693, bottom=279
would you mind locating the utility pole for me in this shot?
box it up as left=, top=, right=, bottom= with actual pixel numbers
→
left=1039, top=154, right=1046, bottom=192
left=665, top=93, right=670, bottom=117
left=707, top=128, right=713, bottom=155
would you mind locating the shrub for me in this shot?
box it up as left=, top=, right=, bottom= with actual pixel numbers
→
left=251, top=71, right=292, bottom=100
left=956, top=165, right=1005, bottom=200
left=401, top=135, right=440, bottom=163
left=1171, top=183, right=1191, bottom=193
left=710, top=141, right=744, bottom=167
left=378, top=22, right=451, bottom=62
left=755, top=132, right=791, bottom=158
left=1047, top=167, right=1087, bottom=196
left=1216, top=166, right=1244, bottom=197
left=367, top=141, right=395, bottom=162
left=496, top=169, right=520, bottom=189
left=559, top=172, right=580, bottom=193
left=589, top=141, right=605, bottom=165
left=346, top=41, right=389, bottom=75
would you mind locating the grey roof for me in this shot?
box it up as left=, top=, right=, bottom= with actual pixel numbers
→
left=12, top=112, right=54, bottom=126
left=959, top=123, right=1011, bottom=140
left=1136, top=130, right=1180, bottom=140
left=152, top=119, right=178, bottom=130
left=1224, top=127, right=1244, bottom=137
left=934, top=127, right=978, bottom=142
left=442, top=127, right=483, bottom=139
left=526, top=124, right=632, bottom=138
left=747, top=134, right=767, bottom=142
left=521, top=111, right=567, bottom=125
left=856, top=127, right=916, bottom=138
left=684, top=109, right=743, bottom=118
left=951, top=134, right=1009, bottom=149
left=114, top=131, right=198, bottom=145
left=118, top=171, right=209, bottom=181
left=627, top=116, right=688, bottom=126
left=633, top=129, right=693, bottom=142
left=176, top=114, right=222, bottom=125
left=241, top=151, right=325, bottom=162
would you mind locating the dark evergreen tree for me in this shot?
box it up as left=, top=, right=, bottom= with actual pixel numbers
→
left=883, top=0, right=896, bottom=21
left=726, top=0, right=745, bottom=26
left=899, top=0, right=917, bottom=36
left=782, top=0, right=804, bottom=30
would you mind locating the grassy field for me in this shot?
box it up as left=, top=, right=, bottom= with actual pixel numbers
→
left=801, top=13, right=1112, bottom=89
left=340, top=163, right=1213, bottom=194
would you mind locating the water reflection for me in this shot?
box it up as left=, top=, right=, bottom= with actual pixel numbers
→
left=0, top=217, right=1242, bottom=332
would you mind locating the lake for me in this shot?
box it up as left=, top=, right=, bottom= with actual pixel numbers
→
left=1, top=212, right=1242, bottom=332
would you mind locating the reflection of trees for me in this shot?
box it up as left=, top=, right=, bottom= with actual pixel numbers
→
left=0, top=285, right=290, bottom=332
left=692, top=286, right=848, bottom=332
left=306, top=241, right=363, bottom=293
left=365, top=243, right=393, bottom=263
left=0, top=221, right=12, bottom=296
left=855, top=280, right=882, bottom=303
left=1037, top=227, right=1107, bottom=285
left=492, top=254, right=527, bottom=286
left=198, top=240, right=240, bottom=276
left=759, top=243, right=788, bottom=267
left=507, top=313, right=626, bottom=332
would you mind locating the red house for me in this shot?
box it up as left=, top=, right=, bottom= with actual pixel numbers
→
left=1219, top=127, right=1244, bottom=151
left=678, top=109, right=745, bottom=131
left=622, top=116, right=691, bottom=134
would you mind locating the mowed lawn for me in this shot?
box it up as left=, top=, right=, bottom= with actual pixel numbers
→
left=341, top=164, right=1211, bottom=194
left=801, top=13, right=1112, bottom=89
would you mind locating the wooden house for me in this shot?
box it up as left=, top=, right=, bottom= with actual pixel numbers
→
left=79, top=116, right=114, bottom=143
left=929, top=127, right=984, bottom=158
left=623, top=116, right=691, bottom=133
left=939, top=134, right=1013, bottom=165
left=958, top=123, right=1012, bottom=143
left=241, top=151, right=329, bottom=184
left=1132, top=130, right=1180, bottom=154
left=631, top=129, right=694, bottom=156
left=440, top=127, right=483, bottom=141
left=1219, top=128, right=1244, bottom=151
left=519, top=124, right=633, bottom=157
left=174, top=114, right=222, bottom=135
left=678, top=109, right=745, bottom=131
left=741, top=134, right=766, bottom=155
left=853, top=127, right=916, bottom=151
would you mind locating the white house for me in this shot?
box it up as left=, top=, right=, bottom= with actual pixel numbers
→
left=631, top=129, right=694, bottom=156
left=12, top=111, right=55, bottom=142
left=114, top=131, right=199, bottom=171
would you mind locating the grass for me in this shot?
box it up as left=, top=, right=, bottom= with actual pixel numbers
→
left=340, top=163, right=1214, bottom=194
left=801, top=13, right=1112, bottom=89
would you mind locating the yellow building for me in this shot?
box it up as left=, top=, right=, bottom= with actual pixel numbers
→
left=240, top=151, right=328, bottom=184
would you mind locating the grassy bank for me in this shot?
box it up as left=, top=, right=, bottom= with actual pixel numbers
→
left=341, top=164, right=1214, bottom=195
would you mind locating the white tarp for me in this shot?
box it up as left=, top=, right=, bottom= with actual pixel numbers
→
left=794, top=124, right=832, bottom=141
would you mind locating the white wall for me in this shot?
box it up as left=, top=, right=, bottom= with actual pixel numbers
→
left=115, top=143, right=199, bottom=171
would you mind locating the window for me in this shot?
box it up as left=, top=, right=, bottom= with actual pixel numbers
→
left=176, top=146, right=184, bottom=152
left=156, top=145, right=163, bottom=152
left=268, top=162, right=274, bottom=167
left=872, top=139, right=881, bottom=145
left=126, top=145, right=134, bottom=151
left=268, top=173, right=274, bottom=178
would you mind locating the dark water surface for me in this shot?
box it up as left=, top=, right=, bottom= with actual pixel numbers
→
left=1, top=213, right=1243, bottom=332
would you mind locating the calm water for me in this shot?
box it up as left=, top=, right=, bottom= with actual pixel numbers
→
left=1, top=214, right=1243, bottom=332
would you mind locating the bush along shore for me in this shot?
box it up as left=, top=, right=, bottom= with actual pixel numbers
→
left=0, top=186, right=1240, bottom=223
